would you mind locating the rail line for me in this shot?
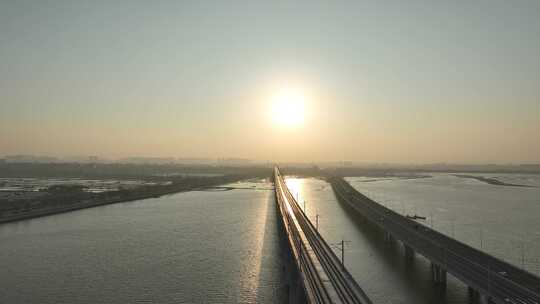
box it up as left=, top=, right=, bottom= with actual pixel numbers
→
left=274, top=168, right=372, bottom=304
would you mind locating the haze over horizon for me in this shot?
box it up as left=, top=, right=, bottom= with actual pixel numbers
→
left=2, top=1, right=540, bottom=164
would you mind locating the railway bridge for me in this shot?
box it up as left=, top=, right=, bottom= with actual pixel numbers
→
left=274, top=167, right=372, bottom=304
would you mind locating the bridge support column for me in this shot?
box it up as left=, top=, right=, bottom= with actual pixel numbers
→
left=404, top=244, right=415, bottom=259
left=468, top=286, right=480, bottom=303
left=431, top=263, right=438, bottom=282
left=431, top=263, right=447, bottom=287
left=439, top=268, right=447, bottom=288
left=480, top=295, right=495, bottom=304
left=384, top=231, right=392, bottom=242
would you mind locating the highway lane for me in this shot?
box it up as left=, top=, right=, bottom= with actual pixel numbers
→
left=330, top=177, right=540, bottom=304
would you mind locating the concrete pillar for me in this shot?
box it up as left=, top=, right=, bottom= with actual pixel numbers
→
left=434, top=264, right=441, bottom=282
left=440, top=268, right=447, bottom=284
left=468, top=286, right=480, bottom=303
left=431, top=262, right=447, bottom=287
left=481, top=295, right=495, bottom=304
left=404, top=244, right=415, bottom=259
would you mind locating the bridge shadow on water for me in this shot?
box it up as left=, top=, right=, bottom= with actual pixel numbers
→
left=334, top=193, right=473, bottom=304
left=254, top=192, right=305, bottom=304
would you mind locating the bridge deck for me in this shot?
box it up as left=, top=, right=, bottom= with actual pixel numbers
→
left=274, top=168, right=372, bottom=304
left=330, top=176, right=540, bottom=304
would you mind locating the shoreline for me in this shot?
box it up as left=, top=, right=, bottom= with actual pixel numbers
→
left=0, top=175, right=255, bottom=225
left=453, top=174, right=534, bottom=187
left=0, top=188, right=183, bottom=224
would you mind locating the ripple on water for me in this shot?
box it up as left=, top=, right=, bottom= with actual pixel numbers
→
left=0, top=182, right=287, bottom=304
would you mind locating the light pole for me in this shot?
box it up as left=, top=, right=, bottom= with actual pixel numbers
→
left=488, top=262, right=491, bottom=296
left=521, top=238, right=526, bottom=270
left=332, top=240, right=351, bottom=269
left=341, top=240, right=345, bottom=267
left=480, top=225, right=483, bottom=250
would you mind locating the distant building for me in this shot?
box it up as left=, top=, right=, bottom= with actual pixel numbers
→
left=118, top=157, right=175, bottom=164
left=341, top=161, right=353, bottom=167
left=5, top=155, right=58, bottom=163
left=217, top=158, right=251, bottom=166
left=176, top=158, right=215, bottom=165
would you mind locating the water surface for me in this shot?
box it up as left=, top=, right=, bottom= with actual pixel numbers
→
left=0, top=180, right=286, bottom=303
left=346, top=173, right=540, bottom=273
left=285, top=174, right=540, bottom=304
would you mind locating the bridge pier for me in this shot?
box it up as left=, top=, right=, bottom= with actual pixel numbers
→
left=431, top=262, right=447, bottom=286
left=468, top=286, right=480, bottom=303
left=468, top=287, right=495, bottom=304
left=404, top=244, right=415, bottom=259
left=384, top=231, right=393, bottom=242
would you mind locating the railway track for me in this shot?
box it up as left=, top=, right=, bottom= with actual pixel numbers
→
left=274, top=168, right=372, bottom=304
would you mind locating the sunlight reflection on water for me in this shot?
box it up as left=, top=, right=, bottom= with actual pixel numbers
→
left=0, top=180, right=286, bottom=304
left=283, top=175, right=540, bottom=304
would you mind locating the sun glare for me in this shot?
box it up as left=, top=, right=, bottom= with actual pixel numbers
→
left=271, top=88, right=306, bottom=128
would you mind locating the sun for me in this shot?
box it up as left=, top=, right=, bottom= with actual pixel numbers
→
left=271, top=88, right=306, bottom=128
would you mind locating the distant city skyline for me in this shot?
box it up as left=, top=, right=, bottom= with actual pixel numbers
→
left=2, top=153, right=540, bottom=167
left=2, top=1, right=539, bottom=163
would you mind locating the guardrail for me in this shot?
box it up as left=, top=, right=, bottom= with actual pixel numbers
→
left=274, top=168, right=372, bottom=304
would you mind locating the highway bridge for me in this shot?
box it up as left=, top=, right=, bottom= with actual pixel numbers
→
left=330, top=176, right=540, bottom=304
left=274, top=168, right=372, bottom=304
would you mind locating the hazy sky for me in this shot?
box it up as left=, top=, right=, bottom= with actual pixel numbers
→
left=1, top=1, right=539, bottom=163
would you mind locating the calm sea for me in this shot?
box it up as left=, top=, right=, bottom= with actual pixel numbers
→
left=2, top=173, right=538, bottom=304
left=285, top=173, right=540, bottom=304
left=0, top=180, right=287, bottom=304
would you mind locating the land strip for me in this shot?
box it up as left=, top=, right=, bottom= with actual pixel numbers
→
left=453, top=174, right=534, bottom=187
left=0, top=174, right=259, bottom=224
